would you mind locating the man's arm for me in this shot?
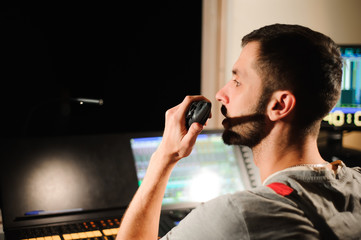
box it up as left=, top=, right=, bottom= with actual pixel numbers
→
left=116, top=96, right=209, bottom=240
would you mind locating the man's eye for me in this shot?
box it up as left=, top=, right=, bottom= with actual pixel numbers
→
left=233, top=79, right=240, bottom=87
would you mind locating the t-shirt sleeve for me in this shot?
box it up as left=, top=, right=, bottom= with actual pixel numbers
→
left=160, top=194, right=250, bottom=240
left=160, top=186, right=320, bottom=240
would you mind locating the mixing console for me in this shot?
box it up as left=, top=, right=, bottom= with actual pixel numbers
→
left=17, top=218, right=120, bottom=240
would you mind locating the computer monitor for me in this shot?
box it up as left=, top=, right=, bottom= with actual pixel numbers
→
left=321, top=45, right=361, bottom=130
left=129, top=130, right=261, bottom=210
left=319, top=45, right=361, bottom=167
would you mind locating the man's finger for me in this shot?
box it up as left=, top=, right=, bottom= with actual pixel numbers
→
left=180, top=123, right=203, bottom=157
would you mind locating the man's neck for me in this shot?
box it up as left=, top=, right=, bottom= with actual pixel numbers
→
left=252, top=125, right=325, bottom=183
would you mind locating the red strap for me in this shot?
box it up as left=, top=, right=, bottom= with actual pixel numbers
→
left=267, top=182, right=294, bottom=196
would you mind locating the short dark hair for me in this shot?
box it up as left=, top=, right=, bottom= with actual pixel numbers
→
left=242, top=24, right=343, bottom=136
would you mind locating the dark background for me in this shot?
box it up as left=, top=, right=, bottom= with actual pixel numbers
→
left=1, top=2, right=202, bottom=138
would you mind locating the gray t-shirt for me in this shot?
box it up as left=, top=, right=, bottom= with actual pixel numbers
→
left=161, top=161, right=361, bottom=239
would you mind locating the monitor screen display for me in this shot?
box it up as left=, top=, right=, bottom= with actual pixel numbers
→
left=322, top=45, right=361, bottom=130
left=130, top=131, right=253, bottom=209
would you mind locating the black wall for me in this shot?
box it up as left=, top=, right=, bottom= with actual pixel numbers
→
left=2, top=2, right=202, bottom=137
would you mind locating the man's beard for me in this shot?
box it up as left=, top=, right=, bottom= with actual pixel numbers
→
left=221, top=102, right=271, bottom=148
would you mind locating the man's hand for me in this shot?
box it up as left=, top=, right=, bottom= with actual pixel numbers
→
left=116, top=95, right=211, bottom=240
left=157, top=95, right=211, bottom=162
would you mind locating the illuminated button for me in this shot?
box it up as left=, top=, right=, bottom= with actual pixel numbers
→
left=62, top=234, right=72, bottom=240
left=93, top=230, right=102, bottom=237
left=103, top=229, right=113, bottom=236
left=111, top=228, right=119, bottom=235
left=85, top=231, right=94, bottom=237
left=78, top=232, right=87, bottom=238
left=36, top=238, right=45, bottom=240
left=44, top=237, right=53, bottom=240
left=70, top=233, right=80, bottom=239
left=51, top=236, right=61, bottom=240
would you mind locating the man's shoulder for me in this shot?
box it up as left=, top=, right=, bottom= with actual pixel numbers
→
left=186, top=187, right=293, bottom=225
left=221, top=186, right=318, bottom=239
left=227, top=185, right=297, bottom=211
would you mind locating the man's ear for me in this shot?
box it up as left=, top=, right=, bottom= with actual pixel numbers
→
left=266, top=90, right=296, bottom=122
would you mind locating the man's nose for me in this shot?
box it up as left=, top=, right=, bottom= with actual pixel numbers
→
left=216, top=86, right=229, bottom=105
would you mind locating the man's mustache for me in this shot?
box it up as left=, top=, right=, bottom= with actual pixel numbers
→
left=221, top=105, right=266, bottom=128
left=221, top=105, right=228, bottom=117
